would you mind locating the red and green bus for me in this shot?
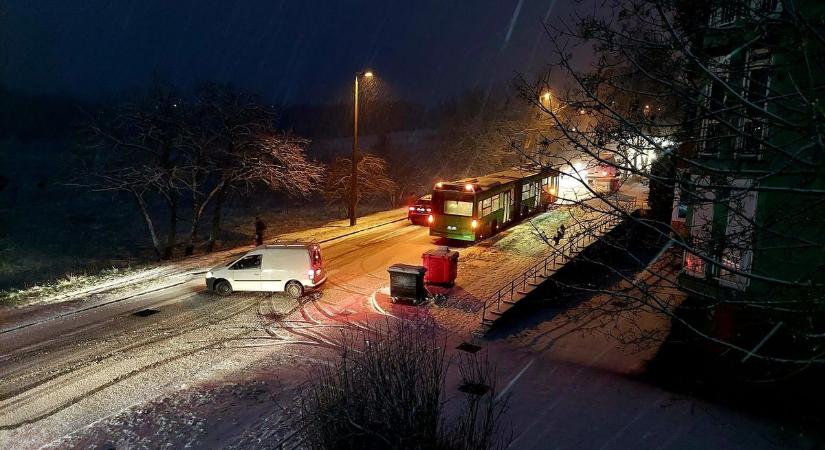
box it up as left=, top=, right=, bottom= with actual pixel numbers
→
left=428, top=167, right=560, bottom=242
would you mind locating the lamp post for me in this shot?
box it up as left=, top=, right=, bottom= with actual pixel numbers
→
left=349, top=70, right=373, bottom=226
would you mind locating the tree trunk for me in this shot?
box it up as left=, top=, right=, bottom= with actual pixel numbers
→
left=185, top=218, right=198, bottom=256
left=133, top=190, right=162, bottom=260
left=207, top=190, right=225, bottom=253
left=186, top=193, right=201, bottom=257
left=164, top=194, right=178, bottom=260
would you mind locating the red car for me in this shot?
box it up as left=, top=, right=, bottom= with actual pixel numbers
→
left=407, top=195, right=432, bottom=225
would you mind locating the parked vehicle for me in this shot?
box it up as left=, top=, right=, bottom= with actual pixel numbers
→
left=407, top=194, right=432, bottom=225
left=206, top=242, right=325, bottom=298
left=587, top=162, right=621, bottom=193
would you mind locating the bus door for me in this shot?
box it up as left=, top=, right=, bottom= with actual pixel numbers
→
left=502, top=190, right=512, bottom=223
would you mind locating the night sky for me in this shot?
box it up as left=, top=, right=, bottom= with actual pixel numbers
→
left=1, top=0, right=579, bottom=105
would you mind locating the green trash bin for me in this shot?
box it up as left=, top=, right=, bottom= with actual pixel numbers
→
left=387, top=264, right=427, bottom=304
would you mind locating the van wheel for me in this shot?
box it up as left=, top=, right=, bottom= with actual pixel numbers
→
left=215, top=280, right=233, bottom=296
left=285, top=281, right=304, bottom=299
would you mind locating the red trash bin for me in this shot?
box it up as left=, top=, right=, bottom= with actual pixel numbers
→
left=422, top=246, right=459, bottom=286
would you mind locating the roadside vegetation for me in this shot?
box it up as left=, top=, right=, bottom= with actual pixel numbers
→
left=0, top=265, right=148, bottom=307
left=300, top=321, right=510, bottom=450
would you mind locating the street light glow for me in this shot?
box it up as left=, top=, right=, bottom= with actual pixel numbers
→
left=364, top=71, right=374, bottom=78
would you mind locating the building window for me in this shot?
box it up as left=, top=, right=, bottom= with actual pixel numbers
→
left=685, top=177, right=715, bottom=279
left=753, top=0, right=781, bottom=15
left=701, top=120, right=737, bottom=156
left=738, top=120, right=766, bottom=158
left=700, top=54, right=740, bottom=156
left=710, top=1, right=780, bottom=27
left=718, top=180, right=758, bottom=290
left=710, top=3, right=739, bottom=26
left=736, top=50, right=772, bottom=159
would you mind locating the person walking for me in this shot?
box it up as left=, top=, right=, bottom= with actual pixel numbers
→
left=254, top=216, right=267, bottom=246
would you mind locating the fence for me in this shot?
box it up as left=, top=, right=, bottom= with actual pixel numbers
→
left=480, top=199, right=636, bottom=326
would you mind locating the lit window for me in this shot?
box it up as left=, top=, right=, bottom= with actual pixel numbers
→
left=718, top=181, right=757, bottom=290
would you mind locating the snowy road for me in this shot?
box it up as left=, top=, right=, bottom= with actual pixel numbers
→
left=0, top=217, right=435, bottom=446
left=0, top=210, right=804, bottom=449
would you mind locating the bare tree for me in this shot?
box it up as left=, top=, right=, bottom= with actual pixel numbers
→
left=432, top=90, right=534, bottom=181
left=180, top=84, right=325, bottom=253
left=82, top=82, right=325, bottom=257
left=81, top=82, right=185, bottom=259
left=324, top=153, right=396, bottom=216
left=509, top=0, right=825, bottom=371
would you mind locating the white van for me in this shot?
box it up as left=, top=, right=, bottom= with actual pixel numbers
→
left=205, top=242, right=326, bottom=298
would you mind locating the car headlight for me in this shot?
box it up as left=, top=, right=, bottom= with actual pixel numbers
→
left=206, top=271, right=213, bottom=278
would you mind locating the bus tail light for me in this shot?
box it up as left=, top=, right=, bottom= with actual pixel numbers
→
left=427, top=215, right=434, bottom=224
left=471, top=219, right=478, bottom=229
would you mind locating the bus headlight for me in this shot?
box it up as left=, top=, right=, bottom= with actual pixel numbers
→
left=471, top=219, right=478, bottom=229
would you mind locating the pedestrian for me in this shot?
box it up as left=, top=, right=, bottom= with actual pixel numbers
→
left=254, top=216, right=267, bottom=246
left=559, top=224, right=566, bottom=239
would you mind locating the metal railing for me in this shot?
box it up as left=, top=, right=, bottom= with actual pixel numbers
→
left=480, top=199, right=636, bottom=325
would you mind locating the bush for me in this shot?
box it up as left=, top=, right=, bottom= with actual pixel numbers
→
left=300, top=321, right=510, bottom=450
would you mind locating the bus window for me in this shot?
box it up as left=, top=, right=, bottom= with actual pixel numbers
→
left=444, top=200, right=473, bottom=216
left=480, top=198, right=492, bottom=217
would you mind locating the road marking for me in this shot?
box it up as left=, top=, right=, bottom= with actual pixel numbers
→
left=495, top=358, right=534, bottom=401
left=367, top=287, right=403, bottom=320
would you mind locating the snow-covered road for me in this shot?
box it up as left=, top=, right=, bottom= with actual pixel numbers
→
left=0, top=208, right=804, bottom=449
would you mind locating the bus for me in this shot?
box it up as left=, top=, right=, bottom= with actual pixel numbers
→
left=428, top=167, right=560, bottom=242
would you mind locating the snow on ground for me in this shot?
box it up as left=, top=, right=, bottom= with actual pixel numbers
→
left=0, top=207, right=407, bottom=330
left=418, top=207, right=588, bottom=334
left=2, top=183, right=808, bottom=449
left=493, top=245, right=685, bottom=375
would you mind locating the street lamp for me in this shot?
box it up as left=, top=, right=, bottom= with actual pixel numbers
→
left=350, top=70, right=374, bottom=226
left=540, top=91, right=551, bottom=108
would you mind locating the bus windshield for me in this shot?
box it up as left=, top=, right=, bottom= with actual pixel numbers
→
left=443, top=200, right=473, bottom=216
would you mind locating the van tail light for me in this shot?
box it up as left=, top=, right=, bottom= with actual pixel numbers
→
left=471, top=219, right=478, bottom=229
